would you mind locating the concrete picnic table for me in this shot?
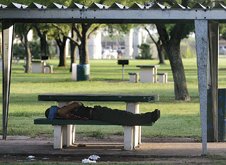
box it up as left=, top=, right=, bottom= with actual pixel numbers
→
left=136, top=65, right=159, bottom=83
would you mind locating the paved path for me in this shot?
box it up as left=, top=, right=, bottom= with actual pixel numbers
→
left=0, top=136, right=226, bottom=158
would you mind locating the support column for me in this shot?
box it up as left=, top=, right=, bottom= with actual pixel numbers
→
left=195, top=20, right=209, bottom=155
left=208, top=21, right=219, bottom=141
left=2, top=23, right=14, bottom=140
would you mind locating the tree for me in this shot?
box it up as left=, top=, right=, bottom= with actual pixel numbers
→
left=67, top=0, right=143, bottom=79
left=33, top=24, right=49, bottom=59
left=151, top=0, right=193, bottom=100
left=220, top=24, right=226, bottom=39
left=72, top=23, right=101, bottom=65
left=69, top=24, right=77, bottom=72
left=156, top=23, right=193, bottom=101
left=144, top=25, right=165, bottom=64
left=15, top=23, right=32, bottom=73
left=48, top=24, right=71, bottom=67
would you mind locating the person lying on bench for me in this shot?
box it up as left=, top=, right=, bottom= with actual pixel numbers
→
left=45, top=101, right=160, bottom=126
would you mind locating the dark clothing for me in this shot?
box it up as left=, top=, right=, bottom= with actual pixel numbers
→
left=46, top=102, right=160, bottom=126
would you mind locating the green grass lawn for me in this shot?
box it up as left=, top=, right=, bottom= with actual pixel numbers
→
left=1, top=58, right=226, bottom=140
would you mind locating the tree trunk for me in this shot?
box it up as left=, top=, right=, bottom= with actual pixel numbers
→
left=58, top=46, right=65, bottom=67
left=24, top=36, right=32, bottom=73
left=144, top=26, right=165, bottom=64
left=79, top=23, right=89, bottom=65
left=34, top=25, right=49, bottom=58
left=70, top=42, right=76, bottom=72
left=40, top=33, right=48, bottom=57
left=156, top=22, right=191, bottom=101
left=166, top=40, right=190, bottom=101
left=56, top=37, right=67, bottom=67
left=70, top=27, right=77, bottom=72
left=156, top=40, right=165, bottom=64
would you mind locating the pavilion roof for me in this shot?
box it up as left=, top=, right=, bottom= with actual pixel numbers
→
left=0, top=2, right=226, bottom=23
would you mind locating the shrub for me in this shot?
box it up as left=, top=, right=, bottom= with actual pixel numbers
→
left=136, top=43, right=152, bottom=59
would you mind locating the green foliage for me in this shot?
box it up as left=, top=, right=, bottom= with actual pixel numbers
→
left=13, top=41, right=41, bottom=59
left=47, top=24, right=70, bottom=40
left=0, top=0, right=69, bottom=5
left=180, top=38, right=196, bottom=58
left=137, top=43, right=152, bottom=59
left=220, top=24, right=226, bottom=39
left=181, top=46, right=194, bottom=58
left=106, top=24, right=134, bottom=38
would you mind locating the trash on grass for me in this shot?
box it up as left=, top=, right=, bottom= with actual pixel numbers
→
left=42, top=157, right=49, bottom=160
left=27, top=155, right=35, bottom=159
left=88, top=155, right=100, bottom=161
left=26, top=155, right=36, bottom=161
left=82, top=154, right=100, bottom=163
left=82, top=158, right=96, bottom=163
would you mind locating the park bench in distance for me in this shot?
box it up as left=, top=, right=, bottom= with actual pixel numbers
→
left=34, top=94, right=159, bottom=150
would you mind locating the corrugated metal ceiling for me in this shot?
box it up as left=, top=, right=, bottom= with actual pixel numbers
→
left=1, top=2, right=226, bottom=23
left=1, top=2, right=225, bottom=10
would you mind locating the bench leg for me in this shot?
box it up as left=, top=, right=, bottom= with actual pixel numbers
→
left=135, top=125, right=142, bottom=145
left=54, top=125, right=63, bottom=149
left=165, top=74, right=168, bottom=83
left=158, top=73, right=168, bottom=83
left=72, top=125, right=76, bottom=144
left=54, top=125, right=76, bottom=149
left=154, top=68, right=157, bottom=83
left=68, top=125, right=76, bottom=145
left=58, top=102, right=76, bottom=147
left=124, top=102, right=141, bottom=150
left=62, top=125, right=76, bottom=147
left=124, top=126, right=134, bottom=150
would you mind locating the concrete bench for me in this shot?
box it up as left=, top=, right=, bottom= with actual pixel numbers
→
left=128, top=72, right=138, bottom=83
left=157, top=73, right=168, bottom=83
left=35, top=94, right=159, bottom=150
left=43, top=64, right=53, bottom=74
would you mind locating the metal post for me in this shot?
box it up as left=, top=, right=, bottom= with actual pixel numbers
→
left=208, top=21, right=219, bottom=141
left=122, top=64, right=124, bottom=80
left=195, top=19, right=209, bottom=155
left=2, top=23, right=14, bottom=140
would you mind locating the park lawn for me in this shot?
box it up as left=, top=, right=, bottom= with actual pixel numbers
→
left=1, top=58, right=226, bottom=140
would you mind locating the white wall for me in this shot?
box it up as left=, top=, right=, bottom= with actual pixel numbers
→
left=133, top=28, right=142, bottom=58
left=125, top=29, right=134, bottom=59
left=88, top=30, right=102, bottom=59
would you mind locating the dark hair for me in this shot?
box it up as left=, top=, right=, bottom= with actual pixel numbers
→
left=45, top=108, right=50, bottom=118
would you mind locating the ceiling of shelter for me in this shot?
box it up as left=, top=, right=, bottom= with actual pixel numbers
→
left=1, top=2, right=226, bottom=23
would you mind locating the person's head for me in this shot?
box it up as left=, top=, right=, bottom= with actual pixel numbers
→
left=45, top=108, right=51, bottom=118
left=45, top=106, right=59, bottom=120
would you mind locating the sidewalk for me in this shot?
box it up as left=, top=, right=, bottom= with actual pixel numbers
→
left=0, top=136, right=226, bottom=158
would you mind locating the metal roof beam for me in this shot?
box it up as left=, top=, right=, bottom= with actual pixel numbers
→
left=1, top=9, right=226, bottom=23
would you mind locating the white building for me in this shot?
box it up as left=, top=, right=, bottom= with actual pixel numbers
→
left=88, top=30, right=102, bottom=59
left=101, top=27, right=150, bottom=59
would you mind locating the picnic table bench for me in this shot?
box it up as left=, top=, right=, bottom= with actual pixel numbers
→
left=34, top=94, right=159, bottom=150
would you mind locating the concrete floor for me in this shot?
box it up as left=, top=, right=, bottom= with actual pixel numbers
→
left=0, top=136, right=226, bottom=158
